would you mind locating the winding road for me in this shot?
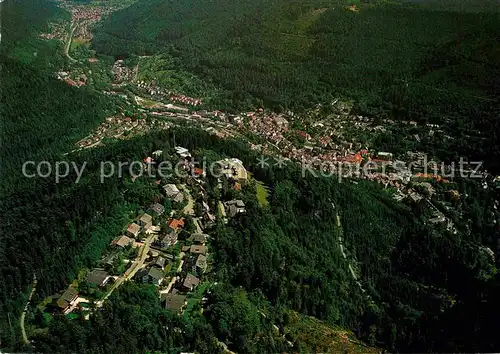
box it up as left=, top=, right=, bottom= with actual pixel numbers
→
left=20, top=274, right=37, bottom=344
left=333, top=203, right=367, bottom=294
left=64, top=21, right=78, bottom=63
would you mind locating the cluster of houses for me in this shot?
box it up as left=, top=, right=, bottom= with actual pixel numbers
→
left=236, top=112, right=290, bottom=146
left=39, top=21, right=66, bottom=41
left=75, top=115, right=170, bottom=149
left=74, top=21, right=94, bottom=40
left=134, top=80, right=203, bottom=107
left=71, top=7, right=101, bottom=21
left=113, top=60, right=137, bottom=84
left=56, top=71, right=87, bottom=88
left=157, top=232, right=210, bottom=314
left=169, top=93, right=202, bottom=107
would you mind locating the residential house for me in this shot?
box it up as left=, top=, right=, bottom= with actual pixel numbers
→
left=102, top=252, right=118, bottom=268
left=274, top=116, right=289, bottom=127
left=162, top=293, right=187, bottom=314
left=149, top=203, right=165, bottom=215
left=165, top=253, right=175, bottom=261
left=377, top=152, right=393, bottom=161
left=153, top=256, right=166, bottom=270
left=142, top=267, right=164, bottom=286
left=224, top=200, right=246, bottom=218
left=203, top=212, right=216, bottom=227
left=195, top=254, right=207, bottom=273
left=194, top=217, right=206, bottom=233
left=112, top=235, right=133, bottom=248
left=217, top=201, right=227, bottom=223
left=53, top=286, right=78, bottom=313
left=181, top=245, right=191, bottom=253
left=164, top=184, right=181, bottom=198
left=192, top=167, right=205, bottom=178
left=139, top=213, right=153, bottom=231
left=148, top=249, right=160, bottom=258
left=168, top=219, right=185, bottom=232
left=218, top=158, right=248, bottom=185
left=182, top=274, right=200, bottom=291
left=188, top=233, right=208, bottom=245
left=127, top=223, right=141, bottom=238
left=158, top=231, right=178, bottom=248
left=190, top=245, right=208, bottom=255
left=429, top=212, right=446, bottom=224
left=86, top=269, right=110, bottom=287
left=173, top=192, right=185, bottom=203
left=164, top=184, right=185, bottom=203
left=175, top=146, right=191, bottom=159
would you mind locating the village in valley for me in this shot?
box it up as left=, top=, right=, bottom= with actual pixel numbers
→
left=43, top=147, right=249, bottom=321
left=31, top=0, right=500, bottom=330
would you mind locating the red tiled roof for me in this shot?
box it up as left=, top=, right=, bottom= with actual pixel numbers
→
left=168, top=219, right=184, bottom=230
left=65, top=78, right=78, bottom=87
left=193, top=168, right=204, bottom=176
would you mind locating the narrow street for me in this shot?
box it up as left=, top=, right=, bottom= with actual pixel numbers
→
left=180, top=184, right=195, bottom=216
left=97, top=233, right=155, bottom=307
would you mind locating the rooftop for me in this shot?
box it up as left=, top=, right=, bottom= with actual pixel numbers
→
left=86, top=269, right=109, bottom=286
left=188, top=233, right=208, bottom=244
left=218, top=158, right=248, bottom=183
left=168, top=219, right=185, bottom=231
left=190, top=245, right=208, bottom=255
left=146, top=267, right=164, bottom=282
left=127, top=223, right=141, bottom=236
left=162, top=294, right=187, bottom=313
left=196, top=254, right=207, bottom=270
left=150, top=203, right=165, bottom=215
left=164, top=184, right=181, bottom=198
left=112, top=235, right=133, bottom=248
left=139, top=213, right=153, bottom=225
left=182, top=274, right=200, bottom=290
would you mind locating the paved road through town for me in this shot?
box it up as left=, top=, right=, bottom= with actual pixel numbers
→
left=97, top=233, right=155, bottom=307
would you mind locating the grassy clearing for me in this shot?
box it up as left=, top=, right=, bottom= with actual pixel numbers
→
left=183, top=281, right=211, bottom=319
left=66, top=312, right=80, bottom=320
left=256, top=182, right=270, bottom=208
left=284, top=311, right=380, bottom=353
left=70, top=37, right=90, bottom=51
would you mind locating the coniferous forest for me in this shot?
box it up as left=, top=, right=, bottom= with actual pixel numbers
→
left=1, top=0, right=500, bottom=353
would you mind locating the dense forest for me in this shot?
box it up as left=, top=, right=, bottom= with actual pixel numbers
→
left=91, top=0, right=500, bottom=171
left=8, top=126, right=496, bottom=353
left=2, top=0, right=500, bottom=352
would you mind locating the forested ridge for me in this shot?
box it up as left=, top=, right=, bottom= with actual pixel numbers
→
left=7, top=127, right=496, bottom=353
left=91, top=0, right=500, bottom=171
left=1, top=0, right=500, bottom=352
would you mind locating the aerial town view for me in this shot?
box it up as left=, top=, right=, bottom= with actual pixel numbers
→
left=2, top=0, right=500, bottom=353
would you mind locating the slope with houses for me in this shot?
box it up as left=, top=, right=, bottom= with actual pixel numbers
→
left=35, top=146, right=248, bottom=324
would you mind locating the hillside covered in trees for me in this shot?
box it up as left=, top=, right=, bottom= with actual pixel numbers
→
left=2, top=0, right=500, bottom=353
left=3, top=125, right=497, bottom=353
left=92, top=0, right=499, bottom=112
left=91, top=0, right=500, bottom=171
